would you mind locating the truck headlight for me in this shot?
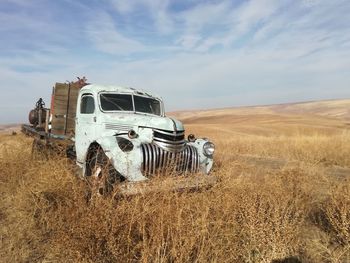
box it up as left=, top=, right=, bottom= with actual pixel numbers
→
left=203, top=141, right=215, bottom=157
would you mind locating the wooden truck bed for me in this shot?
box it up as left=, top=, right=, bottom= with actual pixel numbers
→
left=21, top=78, right=87, bottom=159
left=51, top=82, right=81, bottom=136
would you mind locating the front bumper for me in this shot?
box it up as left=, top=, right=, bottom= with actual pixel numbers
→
left=114, top=174, right=218, bottom=196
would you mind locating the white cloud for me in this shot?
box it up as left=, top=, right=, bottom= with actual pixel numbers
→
left=86, top=13, right=145, bottom=54
left=111, top=0, right=134, bottom=14
left=235, top=0, right=281, bottom=33
left=176, top=34, right=202, bottom=50
left=111, top=0, right=174, bottom=34
left=177, top=1, right=233, bottom=33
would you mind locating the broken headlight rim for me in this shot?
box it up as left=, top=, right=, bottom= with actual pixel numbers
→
left=128, top=129, right=138, bottom=139
left=188, top=134, right=196, bottom=142
left=203, top=141, right=215, bottom=157
left=116, top=137, right=134, bottom=152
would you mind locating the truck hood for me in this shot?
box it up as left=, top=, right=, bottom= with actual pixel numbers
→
left=102, top=113, right=185, bottom=132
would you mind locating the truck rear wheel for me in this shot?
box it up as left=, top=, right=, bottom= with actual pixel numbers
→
left=86, top=146, right=117, bottom=197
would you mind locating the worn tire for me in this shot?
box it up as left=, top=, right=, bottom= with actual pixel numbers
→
left=86, top=146, right=118, bottom=197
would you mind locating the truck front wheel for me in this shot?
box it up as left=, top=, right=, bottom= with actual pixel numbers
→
left=86, top=146, right=117, bottom=197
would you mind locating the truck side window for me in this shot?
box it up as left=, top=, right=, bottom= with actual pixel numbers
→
left=80, top=95, right=95, bottom=114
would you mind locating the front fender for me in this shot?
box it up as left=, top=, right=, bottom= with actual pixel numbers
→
left=188, top=138, right=214, bottom=174
left=96, top=136, right=147, bottom=182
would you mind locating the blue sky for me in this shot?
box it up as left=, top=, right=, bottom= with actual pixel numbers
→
left=0, top=0, right=349, bottom=123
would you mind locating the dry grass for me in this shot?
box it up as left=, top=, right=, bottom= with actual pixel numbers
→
left=1, top=108, right=350, bottom=262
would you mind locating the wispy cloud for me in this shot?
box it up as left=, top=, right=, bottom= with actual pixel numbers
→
left=86, top=12, right=146, bottom=54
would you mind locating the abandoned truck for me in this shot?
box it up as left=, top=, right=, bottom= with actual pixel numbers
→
left=22, top=78, right=216, bottom=194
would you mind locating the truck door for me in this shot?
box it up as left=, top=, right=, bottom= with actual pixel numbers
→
left=75, top=93, right=96, bottom=164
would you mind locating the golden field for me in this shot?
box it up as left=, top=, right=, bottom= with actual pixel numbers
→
left=1, top=99, right=350, bottom=263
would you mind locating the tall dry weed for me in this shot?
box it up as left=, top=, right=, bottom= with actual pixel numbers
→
left=305, top=180, right=350, bottom=263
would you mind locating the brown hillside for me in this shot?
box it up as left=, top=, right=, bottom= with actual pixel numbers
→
left=170, top=99, right=350, bottom=121
left=169, top=99, right=350, bottom=136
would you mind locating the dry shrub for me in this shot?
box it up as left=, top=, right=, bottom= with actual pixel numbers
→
left=231, top=173, right=308, bottom=262
left=306, top=180, right=350, bottom=263
left=325, top=181, right=350, bottom=246
left=34, top=171, right=309, bottom=263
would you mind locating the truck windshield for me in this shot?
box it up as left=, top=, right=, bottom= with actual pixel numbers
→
left=99, top=93, right=162, bottom=115
left=134, top=96, right=161, bottom=116
left=100, top=94, right=133, bottom=111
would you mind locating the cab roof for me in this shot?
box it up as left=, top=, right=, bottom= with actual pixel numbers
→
left=81, top=84, right=162, bottom=100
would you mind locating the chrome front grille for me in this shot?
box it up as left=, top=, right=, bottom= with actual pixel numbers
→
left=141, top=143, right=199, bottom=176
left=153, top=129, right=186, bottom=152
